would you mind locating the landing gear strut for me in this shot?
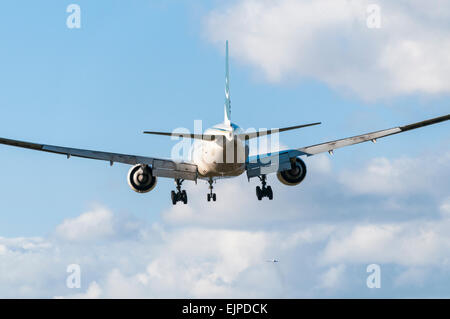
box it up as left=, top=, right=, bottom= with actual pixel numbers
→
left=207, top=178, right=216, bottom=202
left=171, top=179, right=187, bottom=205
left=256, top=174, right=273, bottom=200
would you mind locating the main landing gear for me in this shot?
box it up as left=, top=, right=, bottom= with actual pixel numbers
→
left=256, top=174, right=273, bottom=200
left=171, top=178, right=187, bottom=205
left=207, top=178, right=216, bottom=202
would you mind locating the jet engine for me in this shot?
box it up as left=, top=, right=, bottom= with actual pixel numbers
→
left=127, top=164, right=157, bottom=193
left=277, top=157, right=307, bottom=186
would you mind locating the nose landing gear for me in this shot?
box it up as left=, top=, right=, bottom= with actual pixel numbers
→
left=171, top=179, right=187, bottom=205
left=256, top=174, right=273, bottom=200
left=207, top=178, right=216, bottom=202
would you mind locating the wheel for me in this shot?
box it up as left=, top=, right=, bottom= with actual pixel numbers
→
left=171, top=190, right=177, bottom=205
left=182, top=190, right=188, bottom=204
left=212, top=193, right=216, bottom=201
left=207, top=193, right=211, bottom=202
left=267, top=186, right=273, bottom=200
left=256, top=186, right=262, bottom=200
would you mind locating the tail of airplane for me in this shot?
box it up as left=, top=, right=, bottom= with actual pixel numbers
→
left=144, top=41, right=321, bottom=140
left=224, top=40, right=231, bottom=125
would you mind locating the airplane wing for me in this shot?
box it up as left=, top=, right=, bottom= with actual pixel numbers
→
left=246, top=114, right=450, bottom=178
left=297, top=114, right=449, bottom=156
left=0, top=137, right=198, bottom=181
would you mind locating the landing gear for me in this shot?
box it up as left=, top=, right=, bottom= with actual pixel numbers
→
left=256, top=175, right=273, bottom=200
left=207, top=193, right=216, bottom=202
left=207, top=178, right=217, bottom=202
left=171, top=179, right=187, bottom=205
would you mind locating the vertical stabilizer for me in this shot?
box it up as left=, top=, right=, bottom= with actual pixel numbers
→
left=224, top=41, right=231, bottom=125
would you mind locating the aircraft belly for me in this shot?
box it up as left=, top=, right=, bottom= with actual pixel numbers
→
left=197, top=161, right=245, bottom=178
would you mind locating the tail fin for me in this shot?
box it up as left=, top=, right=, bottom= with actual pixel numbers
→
left=224, top=40, right=231, bottom=125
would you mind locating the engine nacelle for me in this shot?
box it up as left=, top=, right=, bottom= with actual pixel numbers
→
left=277, top=157, right=307, bottom=186
left=127, top=164, right=157, bottom=193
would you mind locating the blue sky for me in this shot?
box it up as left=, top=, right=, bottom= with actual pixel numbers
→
left=0, top=0, right=449, bottom=298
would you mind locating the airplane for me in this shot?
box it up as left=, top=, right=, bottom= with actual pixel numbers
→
left=0, top=41, right=448, bottom=205
left=266, top=259, right=279, bottom=263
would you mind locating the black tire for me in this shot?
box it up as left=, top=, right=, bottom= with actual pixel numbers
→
left=256, top=186, right=262, bottom=200
left=182, top=190, right=187, bottom=204
left=212, top=193, right=216, bottom=201
left=207, top=193, right=211, bottom=202
left=267, top=186, right=273, bottom=200
left=171, top=190, right=177, bottom=205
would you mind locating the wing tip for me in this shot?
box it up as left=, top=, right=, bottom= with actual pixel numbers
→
left=400, top=114, right=450, bottom=132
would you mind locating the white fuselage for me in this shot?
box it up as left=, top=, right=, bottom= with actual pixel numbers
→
left=191, top=122, right=247, bottom=178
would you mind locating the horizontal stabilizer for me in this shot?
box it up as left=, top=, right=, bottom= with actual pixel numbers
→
left=236, top=122, right=321, bottom=140
left=143, top=131, right=216, bottom=140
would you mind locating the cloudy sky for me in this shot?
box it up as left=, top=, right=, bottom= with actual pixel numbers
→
left=0, top=0, right=449, bottom=298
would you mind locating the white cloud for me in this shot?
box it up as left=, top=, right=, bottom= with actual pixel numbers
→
left=440, top=198, right=450, bottom=218
left=338, top=152, right=450, bottom=196
left=321, top=219, right=450, bottom=267
left=1, top=206, right=450, bottom=298
left=55, top=206, right=115, bottom=242
left=80, top=281, right=102, bottom=298
left=205, top=0, right=450, bottom=100
left=0, top=236, right=51, bottom=252
left=126, top=228, right=270, bottom=298
left=306, top=154, right=332, bottom=175
left=53, top=205, right=142, bottom=242
left=56, top=281, right=102, bottom=299
left=317, top=264, right=346, bottom=290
